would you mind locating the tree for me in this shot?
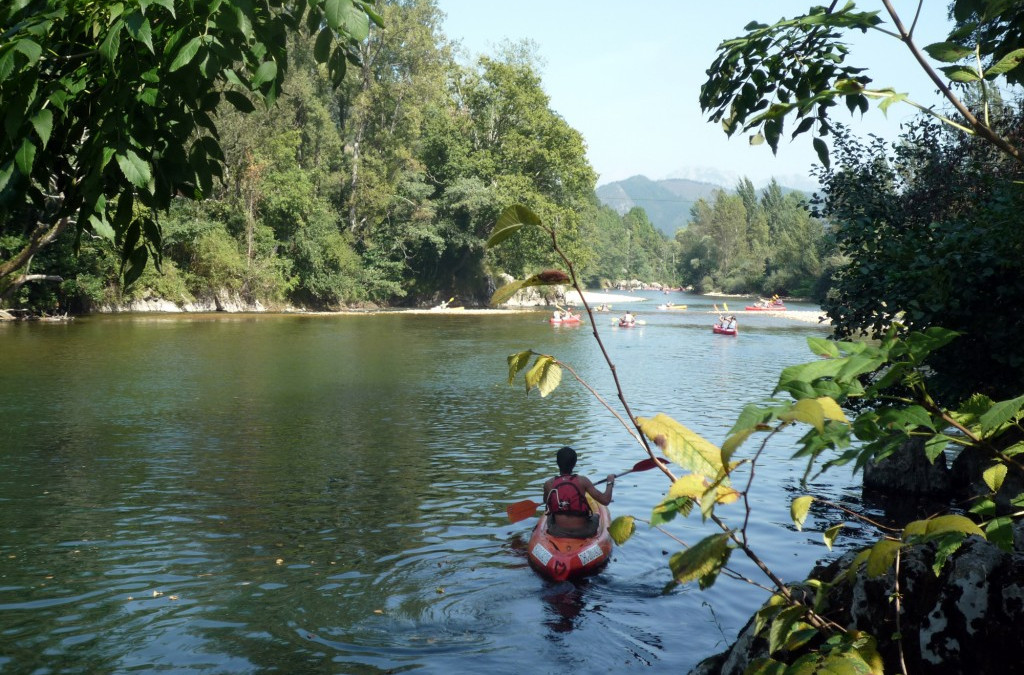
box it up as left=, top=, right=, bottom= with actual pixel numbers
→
left=0, top=0, right=378, bottom=300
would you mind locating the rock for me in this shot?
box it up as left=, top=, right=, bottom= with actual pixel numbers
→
left=689, top=522, right=1024, bottom=674
left=863, top=436, right=951, bottom=496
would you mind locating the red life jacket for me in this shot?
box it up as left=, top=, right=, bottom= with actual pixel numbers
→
left=546, top=474, right=591, bottom=517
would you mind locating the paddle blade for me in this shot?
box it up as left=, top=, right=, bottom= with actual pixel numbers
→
left=506, top=499, right=540, bottom=523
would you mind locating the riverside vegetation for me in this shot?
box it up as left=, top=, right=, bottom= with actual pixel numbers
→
left=1, top=0, right=829, bottom=316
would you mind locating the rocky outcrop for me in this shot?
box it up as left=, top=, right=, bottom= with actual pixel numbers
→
left=690, top=522, right=1024, bottom=674
left=95, top=289, right=267, bottom=313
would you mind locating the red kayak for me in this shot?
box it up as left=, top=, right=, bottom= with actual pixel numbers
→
left=618, top=320, right=636, bottom=327
left=527, top=503, right=613, bottom=581
left=744, top=304, right=786, bottom=311
left=550, top=315, right=582, bottom=324
left=713, top=324, right=738, bottom=336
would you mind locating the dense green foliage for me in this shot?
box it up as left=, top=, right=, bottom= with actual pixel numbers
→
left=816, top=112, right=1024, bottom=404
left=1, top=0, right=688, bottom=313
left=675, top=179, right=827, bottom=296
left=0, top=0, right=377, bottom=305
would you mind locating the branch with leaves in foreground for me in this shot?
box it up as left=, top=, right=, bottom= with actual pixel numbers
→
left=488, top=204, right=1024, bottom=673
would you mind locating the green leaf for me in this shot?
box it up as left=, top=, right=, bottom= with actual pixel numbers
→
left=13, top=39, right=43, bottom=64
left=791, top=496, right=814, bottom=531
left=985, top=48, right=1024, bottom=77
left=637, top=413, right=724, bottom=480
left=985, top=516, right=1014, bottom=551
left=924, top=434, right=951, bottom=462
left=122, top=244, right=149, bottom=287
left=99, top=21, right=123, bottom=62
left=125, top=12, right=154, bottom=53
left=15, top=137, right=36, bottom=176
left=30, top=108, right=53, bottom=146
left=251, top=60, right=278, bottom=87
left=667, top=532, right=731, bottom=588
left=609, top=515, right=635, bottom=545
left=488, top=204, right=542, bottom=248
left=866, top=539, right=901, bottom=577
left=324, top=0, right=352, bottom=31
left=979, top=393, right=1024, bottom=435
left=506, top=350, right=532, bottom=385
left=940, top=65, right=981, bottom=82
left=115, top=149, right=152, bottom=188
left=314, top=26, right=333, bottom=63
left=983, top=463, right=1007, bottom=493
left=922, top=41, right=973, bottom=63
left=489, top=270, right=570, bottom=307
left=768, top=605, right=810, bottom=655
left=88, top=214, right=115, bottom=241
left=169, top=36, right=202, bottom=72
left=807, top=336, right=840, bottom=358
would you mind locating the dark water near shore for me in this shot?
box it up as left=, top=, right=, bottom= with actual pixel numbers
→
left=0, top=292, right=861, bottom=673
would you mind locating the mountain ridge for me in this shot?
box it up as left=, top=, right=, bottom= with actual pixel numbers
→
left=595, top=173, right=813, bottom=236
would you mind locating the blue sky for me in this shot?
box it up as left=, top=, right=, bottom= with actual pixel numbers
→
left=435, top=1, right=955, bottom=189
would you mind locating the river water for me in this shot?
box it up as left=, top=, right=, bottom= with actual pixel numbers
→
left=0, top=292, right=861, bottom=673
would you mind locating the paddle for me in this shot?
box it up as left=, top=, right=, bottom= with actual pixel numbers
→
left=505, top=457, right=664, bottom=523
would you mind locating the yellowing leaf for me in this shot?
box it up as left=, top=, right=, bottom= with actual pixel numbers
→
left=815, top=396, right=849, bottom=423
left=925, top=514, right=984, bottom=538
left=714, top=485, right=741, bottom=505
left=609, top=515, right=635, bottom=545
left=637, top=414, right=724, bottom=480
left=668, top=474, right=707, bottom=500
left=790, top=496, right=814, bottom=531
left=823, top=523, right=843, bottom=551
left=983, top=463, right=1007, bottom=493
left=524, top=355, right=561, bottom=397
left=782, top=398, right=826, bottom=432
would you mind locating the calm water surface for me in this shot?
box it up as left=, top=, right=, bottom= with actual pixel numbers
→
left=0, top=293, right=861, bottom=673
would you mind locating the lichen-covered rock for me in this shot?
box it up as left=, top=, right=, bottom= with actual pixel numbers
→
left=690, top=522, right=1024, bottom=674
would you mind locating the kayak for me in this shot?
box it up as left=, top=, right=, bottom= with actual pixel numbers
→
left=744, top=305, right=786, bottom=311
left=550, top=315, right=582, bottom=324
left=618, top=320, right=637, bottom=327
left=657, top=304, right=687, bottom=310
left=527, top=502, right=613, bottom=581
left=713, top=324, right=738, bottom=336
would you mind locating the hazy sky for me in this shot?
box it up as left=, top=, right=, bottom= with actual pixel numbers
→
left=435, top=1, right=955, bottom=188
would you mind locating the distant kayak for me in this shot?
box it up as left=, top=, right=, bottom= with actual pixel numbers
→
left=713, top=324, right=738, bottom=336
left=550, top=315, right=582, bottom=324
left=657, top=304, right=687, bottom=310
left=527, top=503, right=612, bottom=581
left=618, top=320, right=637, bottom=327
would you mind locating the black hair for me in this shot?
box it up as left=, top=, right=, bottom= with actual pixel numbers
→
left=556, top=446, right=577, bottom=474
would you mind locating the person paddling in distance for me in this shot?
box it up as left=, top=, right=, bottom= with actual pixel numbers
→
left=543, top=446, right=615, bottom=538
left=620, top=310, right=636, bottom=326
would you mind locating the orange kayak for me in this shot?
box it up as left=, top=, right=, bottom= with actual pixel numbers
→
left=526, top=503, right=612, bottom=581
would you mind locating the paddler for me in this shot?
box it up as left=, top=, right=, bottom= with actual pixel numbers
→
left=542, top=446, right=615, bottom=538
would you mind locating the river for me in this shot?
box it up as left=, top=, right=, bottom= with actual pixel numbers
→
left=0, top=292, right=862, bottom=673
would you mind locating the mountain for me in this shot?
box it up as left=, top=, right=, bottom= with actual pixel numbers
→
left=595, top=173, right=814, bottom=236
left=595, top=175, right=722, bottom=235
